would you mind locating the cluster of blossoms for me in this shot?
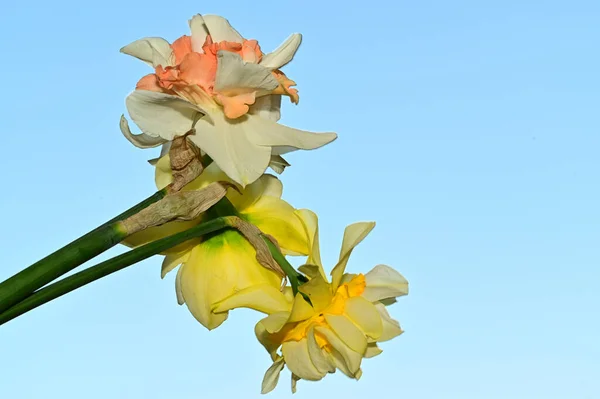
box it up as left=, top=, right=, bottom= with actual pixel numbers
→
left=120, top=14, right=408, bottom=394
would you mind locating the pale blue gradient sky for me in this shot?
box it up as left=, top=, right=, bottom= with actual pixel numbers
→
left=1, top=1, right=598, bottom=398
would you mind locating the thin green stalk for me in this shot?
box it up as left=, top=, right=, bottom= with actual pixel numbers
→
left=0, top=217, right=232, bottom=325
left=0, top=189, right=167, bottom=314
left=263, top=237, right=308, bottom=296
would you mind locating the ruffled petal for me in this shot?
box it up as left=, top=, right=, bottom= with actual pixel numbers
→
left=288, top=293, right=315, bottom=322
left=344, top=296, right=383, bottom=340
left=314, top=326, right=363, bottom=376
left=307, top=327, right=336, bottom=374
left=120, top=37, right=174, bottom=67
left=363, top=264, right=409, bottom=302
left=260, top=33, right=302, bottom=70
left=119, top=115, right=167, bottom=148
left=260, top=311, right=291, bottom=334
left=324, top=314, right=367, bottom=355
left=330, top=222, right=376, bottom=291
left=364, top=343, right=383, bottom=358
left=298, top=275, right=332, bottom=313
left=374, top=303, right=404, bottom=342
left=282, top=339, right=325, bottom=381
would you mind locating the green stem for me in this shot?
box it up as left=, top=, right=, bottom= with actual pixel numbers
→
left=0, top=217, right=232, bottom=325
left=0, top=189, right=167, bottom=314
left=263, top=237, right=307, bottom=296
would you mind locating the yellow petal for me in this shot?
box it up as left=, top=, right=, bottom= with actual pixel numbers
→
left=298, top=275, right=332, bottom=313
left=307, top=327, right=335, bottom=374
left=282, top=339, right=325, bottom=381
left=298, top=264, right=322, bottom=280
left=330, top=222, right=376, bottom=291
left=122, top=219, right=201, bottom=254
left=244, top=197, right=309, bottom=256
left=179, top=230, right=281, bottom=330
left=364, top=343, right=383, bottom=358
left=344, top=296, right=383, bottom=340
left=363, top=264, right=409, bottom=302
left=288, top=293, right=315, bottom=322
left=161, top=252, right=190, bottom=278
left=324, top=314, right=367, bottom=355
left=255, top=320, right=282, bottom=360
left=212, top=284, right=289, bottom=314
left=314, top=326, right=363, bottom=376
left=261, top=357, right=285, bottom=394
left=374, top=303, right=404, bottom=342
left=295, top=209, right=326, bottom=279
left=260, top=311, right=291, bottom=334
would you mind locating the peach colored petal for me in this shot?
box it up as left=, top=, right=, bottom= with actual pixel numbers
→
left=216, top=92, right=257, bottom=119
left=135, top=73, right=172, bottom=94
left=241, top=39, right=263, bottom=63
left=272, top=70, right=299, bottom=104
left=155, top=66, right=181, bottom=90
left=178, top=52, right=217, bottom=93
left=171, top=35, right=193, bottom=64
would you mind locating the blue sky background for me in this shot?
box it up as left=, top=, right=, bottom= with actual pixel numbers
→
left=0, top=1, right=598, bottom=398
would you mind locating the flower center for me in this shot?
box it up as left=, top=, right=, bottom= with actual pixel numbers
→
left=135, top=34, right=299, bottom=119
left=281, top=274, right=366, bottom=348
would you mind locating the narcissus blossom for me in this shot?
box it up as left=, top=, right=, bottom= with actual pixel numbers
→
left=124, top=156, right=310, bottom=330
left=120, top=14, right=337, bottom=186
left=255, top=210, right=409, bottom=393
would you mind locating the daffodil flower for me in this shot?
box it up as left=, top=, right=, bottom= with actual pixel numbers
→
left=123, top=156, right=310, bottom=330
left=120, top=14, right=337, bottom=186
left=255, top=210, right=409, bottom=393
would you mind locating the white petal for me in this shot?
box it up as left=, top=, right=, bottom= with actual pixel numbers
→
left=245, top=117, right=337, bottom=156
left=126, top=91, right=204, bottom=141
left=119, top=115, right=166, bottom=148
left=374, top=303, right=403, bottom=342
left=363, top=264, right=409, bottom=302
left=188, top=14, right=209, bottom=53
left=261, top=358, right=285, bottom=394
left=160, top=142, right=172, bottom=157
left=215, top=51, right=278, bottom=95
left=330, top=222, right=376, bottom=291
left=188, top=111, right=272, bottom=187
left=250, top=94, right=282, bottom=122
left=282, top=339, right=325, bottom=381
left=202, top=15, right=243, bottom=43
left=268, top=155, right=289, bottom=174
left=260, top=33, right=302, bottom=70
left=120, top=37, right=174, bottom=67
